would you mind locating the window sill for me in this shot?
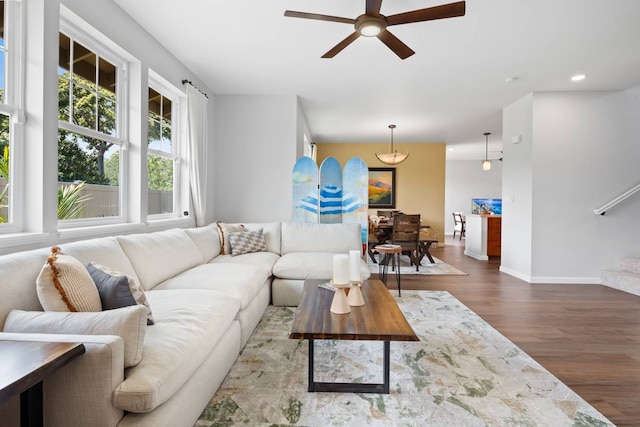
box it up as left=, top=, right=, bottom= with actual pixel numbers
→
left=0, top=232, right=49, bottom=249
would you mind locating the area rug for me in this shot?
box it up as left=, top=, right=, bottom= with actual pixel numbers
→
left=195, top=291, right=613, bottom=427
left=367, top=255, right=467, bottom=276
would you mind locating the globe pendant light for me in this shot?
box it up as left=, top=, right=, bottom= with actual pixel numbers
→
left=482, top=132, right=491, bottom=171
left=376, top=124, right=409, bottom=165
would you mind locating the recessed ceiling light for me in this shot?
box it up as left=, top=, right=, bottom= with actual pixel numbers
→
left=571, top=74, right=587, bottom=82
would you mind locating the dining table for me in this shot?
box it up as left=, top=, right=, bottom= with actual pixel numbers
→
left=369, top=220, right=437, bottom=265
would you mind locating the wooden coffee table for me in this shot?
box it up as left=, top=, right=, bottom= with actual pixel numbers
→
left=289, top=279, right=419, bottom=394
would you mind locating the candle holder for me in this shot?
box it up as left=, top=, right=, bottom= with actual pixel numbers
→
left=347, top=281, right=364, bottom=306
left=330, top=282, right=351, bottom=314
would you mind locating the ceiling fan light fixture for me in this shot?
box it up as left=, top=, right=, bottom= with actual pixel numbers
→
left=376, top=124, right=410, bottom=165
left=355, top=15, right=385, bottom=37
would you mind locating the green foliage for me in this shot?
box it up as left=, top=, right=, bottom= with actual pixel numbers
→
left=0, top=143, right=9, bottom=224
left=58, top=72, right=116, bottom=182
left=104, top=150, right=119, bottom=186
left=58, top=133, right=111, bottom=185
left=147, top=154, right=173, bottom=191
left=57, top=181, right=91, bottom=220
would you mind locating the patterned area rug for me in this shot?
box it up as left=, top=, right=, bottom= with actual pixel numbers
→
left=367, top=255, right=467, bottom=276
left=196, top=291, right=613, bottom=427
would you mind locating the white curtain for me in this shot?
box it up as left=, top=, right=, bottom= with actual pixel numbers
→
left=186, top=84, right=208, bottom=226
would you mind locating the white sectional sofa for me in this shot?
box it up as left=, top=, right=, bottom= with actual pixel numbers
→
left=0, top=221, right=369, bottom=427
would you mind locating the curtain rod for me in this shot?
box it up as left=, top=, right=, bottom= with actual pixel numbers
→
left=181, top=79, right=209, bottom=99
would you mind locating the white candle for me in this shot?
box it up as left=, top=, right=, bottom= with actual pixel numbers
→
left=349, top=250, right=361, bottom=282
left=333, top=254, right=349, bottom=285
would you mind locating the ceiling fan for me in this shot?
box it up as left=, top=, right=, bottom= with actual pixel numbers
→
left=284, top=0, right=466, bottom=60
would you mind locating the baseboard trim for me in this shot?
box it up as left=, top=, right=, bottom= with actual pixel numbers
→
left=464, top=250, right=488, bottom=261
left=499, top=266, right=600, bottom=284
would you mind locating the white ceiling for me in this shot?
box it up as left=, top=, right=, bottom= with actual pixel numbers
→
left=113, top=0, right=640, bottom=160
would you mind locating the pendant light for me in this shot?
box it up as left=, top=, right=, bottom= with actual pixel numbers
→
left=376, top=124, right=409, bottom=165
left=482, top=132, right=491, bottom=171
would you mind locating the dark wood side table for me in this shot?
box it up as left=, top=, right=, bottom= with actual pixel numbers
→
left=0, top=340, right=85, bottom=427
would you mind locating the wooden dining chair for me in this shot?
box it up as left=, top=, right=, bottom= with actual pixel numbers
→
left=453, top=212, right=466, bottom=240
left=391, top=213, right=421, bottom=271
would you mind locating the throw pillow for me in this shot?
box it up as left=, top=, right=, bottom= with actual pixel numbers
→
left=87, top=262, right=155, bottom=325
left=215, top=221, right=245, bottom=255
left=3, top=305, right=148, bottom=367
left=36, top=246, right=102, bottom=312
left=229, top=228, right=267, bottom=256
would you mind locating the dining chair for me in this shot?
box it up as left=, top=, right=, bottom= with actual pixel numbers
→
left=453, top=212, right=466, bottom=240
left=367, top=216, right=381, bottom=263
left=391, top=213, right=421, bottom=271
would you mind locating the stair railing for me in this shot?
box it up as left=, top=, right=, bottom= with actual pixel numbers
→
left=593, top=182, right=640, bottom=215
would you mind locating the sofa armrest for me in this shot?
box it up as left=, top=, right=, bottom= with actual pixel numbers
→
left=0, top=332, right=125, bottom=427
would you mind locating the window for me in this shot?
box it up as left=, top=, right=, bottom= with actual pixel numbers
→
left=0, top=0, right=22, bottom=228
left=57, top=30, right=125, bottom=222
left=147, top=76, right=181, bottom=218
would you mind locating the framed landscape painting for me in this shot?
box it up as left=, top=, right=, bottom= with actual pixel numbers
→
left=368, top=167, right=396, bottom=208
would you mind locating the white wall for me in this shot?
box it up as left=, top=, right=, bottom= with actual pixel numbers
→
left=213, top=95, right=304, bottom=222
left=501, top=87, right=640, bottom=283
left=445, top=160, right=502, bottom=234
left=501, top=94, right=534, bottom=280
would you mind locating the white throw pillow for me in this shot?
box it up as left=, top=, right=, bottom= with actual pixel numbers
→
left=3, top=304, right=148, bottom=367
left=36, top=246, right=102, bottom=312
left=215, top=221, right=245, bottom=255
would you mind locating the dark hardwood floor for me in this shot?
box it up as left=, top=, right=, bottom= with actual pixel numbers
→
left=378, top=236, right=640, bottom=427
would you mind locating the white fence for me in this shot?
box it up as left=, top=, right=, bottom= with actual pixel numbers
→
left=0, top=181, right=172, bottom=221
left=72, top=183, right=173, bottom=217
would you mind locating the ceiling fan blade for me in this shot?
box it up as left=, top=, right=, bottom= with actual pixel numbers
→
left=366, top=0, right=383, bottom=16
left=377, top=30, right=415, bottom=59
left=322, top=32, right=361, bottom=58
left=284, top=10, right=355, bottom=25
left=386, top=1, right=465, bottom=26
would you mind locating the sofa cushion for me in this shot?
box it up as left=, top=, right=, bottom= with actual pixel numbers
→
left=117, top=229, right=203, bottom=291
left=210, top=251, right=280, bottom=275
left=153, top=263, right=268, bottom=309
left=3, top=304, right=148, bottom=367
left=59, top=236, right=141, bottom=286
left=0, top=248, right=50, bottom=328
left=87, top=262, right=154, bottom=325
left=273, top=252, right=371, bottom=280
left=184, top=224, right=221, bottom=262
left=36, top=247, right=102, bottom=312
left=242, top=222, right=282, bottom=255
left=113, top=289, right=240, bottom=413
left=229, top=228, right=267, bottom=256
left=280, top=222, right=362, bottom=254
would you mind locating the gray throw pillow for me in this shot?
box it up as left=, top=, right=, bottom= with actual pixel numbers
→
left=229, top=228, right=267, bottom=256
left=87, top=262, right=154, bottom=325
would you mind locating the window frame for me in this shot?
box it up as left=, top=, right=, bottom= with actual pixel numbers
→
left=147, top=70, right=183, bottom=221
left=0, top=0, right=25, bottom=234
left=57, top=17, right=129, bottom=228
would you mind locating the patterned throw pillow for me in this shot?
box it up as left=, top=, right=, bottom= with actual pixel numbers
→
left=36, top=246, right=102, bottom=312
left=229, top=228, right=267, bottom=256
left=87, top=262, right=154, bottom=325
left=216, top=221, right=245, bottom=254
